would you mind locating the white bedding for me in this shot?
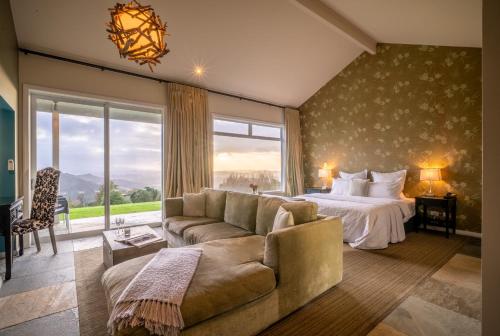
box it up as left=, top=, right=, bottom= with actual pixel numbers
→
left=298, top=193, right=415, bottom=249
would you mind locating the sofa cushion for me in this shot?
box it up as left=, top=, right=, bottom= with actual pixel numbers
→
left=203, top=188, right=227, bottom=221
left=102, top=235, right=274, bottom=329
left=183, top=222, right=253, bottom=245
left=281, top=201, right=318, bottom=225
left=165, top=216, right=218, bottom=235
left=224, top=192, right=259, bottom=232
left=163, top=229, right=188, bottom=248
left=256, top=196, right=286, bottom=236
left=183, top=193, right=206, bottom=217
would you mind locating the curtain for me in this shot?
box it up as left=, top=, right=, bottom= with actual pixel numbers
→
left=164, top=83, right=212, bottom=197
left=284, top=107, right=304, bottom=196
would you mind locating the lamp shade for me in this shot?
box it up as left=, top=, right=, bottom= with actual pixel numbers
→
left=318, top=162, right=331, bottom=178
left=107, top=1, right=169, bottom=71
left=318, top=169, right=329, bottom=178
left=420, top=168, right=441, bottom=181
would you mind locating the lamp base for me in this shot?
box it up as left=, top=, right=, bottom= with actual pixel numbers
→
left=425, top=181, right=435, bottom=196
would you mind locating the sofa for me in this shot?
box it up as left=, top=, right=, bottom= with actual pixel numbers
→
left=102, top=189, right=343, bottom=336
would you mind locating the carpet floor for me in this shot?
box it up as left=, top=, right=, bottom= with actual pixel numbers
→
left=74, top=232, right=465, bottom=336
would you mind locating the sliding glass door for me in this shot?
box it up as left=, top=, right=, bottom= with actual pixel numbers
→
left=109, top=107, right=162, bottom=228
left=31, top=94, right=162, bottom=235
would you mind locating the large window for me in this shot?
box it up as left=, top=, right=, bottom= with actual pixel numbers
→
left=213, top=117, right=283, bottom=193
left=31, top=93, right=162, bottom=235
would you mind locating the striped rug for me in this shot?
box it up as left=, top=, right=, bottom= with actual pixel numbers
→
left=74, top=232, right=464, bottom=336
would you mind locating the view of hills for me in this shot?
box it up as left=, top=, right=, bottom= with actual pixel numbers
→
left=59, top=172, right=161, bottom=204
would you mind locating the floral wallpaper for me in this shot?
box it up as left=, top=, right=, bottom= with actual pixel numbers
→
left=300, top=44, right=482, bottom=233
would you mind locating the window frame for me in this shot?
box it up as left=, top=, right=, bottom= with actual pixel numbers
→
left=212, top=115, right=285, bottom=192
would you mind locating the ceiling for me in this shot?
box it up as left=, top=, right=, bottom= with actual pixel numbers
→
left=322, top=0, right=482, bottom=48
left=10, top=0, right=482, bottom=107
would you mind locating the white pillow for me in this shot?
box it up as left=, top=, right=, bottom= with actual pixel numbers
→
left=272, top=206, right=294, bottom=231
left=339, top=169, right=368, bottom=180
left=367, top=179, right=403, bottom=199
left=371, top=170, right=407, bottom=194
left=331, top=178, right=350, bottom=195
left=349, top=179, right=369, bottom=196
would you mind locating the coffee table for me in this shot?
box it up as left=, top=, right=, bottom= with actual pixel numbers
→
left=102, top=225, right=167, bottom=268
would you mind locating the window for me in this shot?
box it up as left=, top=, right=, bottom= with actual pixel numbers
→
left=31, top=93, right=162, bottom=235
left=213, top=117, right=283, bottom=193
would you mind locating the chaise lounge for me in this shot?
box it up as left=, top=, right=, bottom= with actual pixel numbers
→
left=102, top=189, right=343, bottom=336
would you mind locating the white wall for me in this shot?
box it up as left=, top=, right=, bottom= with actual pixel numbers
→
left=208, top=92, right=284, bottom=124
left=482, top=0, right=500, bottom=334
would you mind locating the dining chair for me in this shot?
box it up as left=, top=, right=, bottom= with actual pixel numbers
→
left=12, top=167, right=61, bottom=255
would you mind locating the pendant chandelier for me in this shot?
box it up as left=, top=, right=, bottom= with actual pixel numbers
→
left=107, top=1, right=169, bottom=71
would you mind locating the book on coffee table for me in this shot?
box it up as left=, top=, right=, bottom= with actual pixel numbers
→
left=115, top=230, right=162, bottom=248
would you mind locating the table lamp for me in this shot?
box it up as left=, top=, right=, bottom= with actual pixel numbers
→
left=420, top=168, right=441, bottom=196
left=318, top=163, right=332, bottom=189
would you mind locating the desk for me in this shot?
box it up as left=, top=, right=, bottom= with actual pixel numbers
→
left=0, top=197, right=23, bottom=280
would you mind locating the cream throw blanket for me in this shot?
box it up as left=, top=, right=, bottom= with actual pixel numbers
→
left=108, top=248, right=202, bottom=336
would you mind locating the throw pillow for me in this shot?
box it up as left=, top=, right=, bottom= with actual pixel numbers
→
left=272, top=206, right=294, bottom=231
left=183, top=193, right=206, bottom=217
left=349, top=179, right=369, bottom=196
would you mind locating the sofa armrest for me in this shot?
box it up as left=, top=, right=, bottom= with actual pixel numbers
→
left=263, top=216, right=343, bottom=313
left=164, top=197, right=183, bottom=217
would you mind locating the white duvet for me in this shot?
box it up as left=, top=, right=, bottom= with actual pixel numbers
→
left=298, top=193, right=415, bottom=249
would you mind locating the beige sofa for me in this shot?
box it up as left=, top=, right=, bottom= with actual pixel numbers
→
left=102, top=189, right=343, bottom=336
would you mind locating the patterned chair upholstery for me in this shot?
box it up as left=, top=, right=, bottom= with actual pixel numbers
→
left=13, top=167, right=61, bottom=254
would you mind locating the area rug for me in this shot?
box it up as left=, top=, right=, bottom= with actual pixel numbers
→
left=74, top=232, right=465, bottom=336
left=74, top=247, right=108, bottom=336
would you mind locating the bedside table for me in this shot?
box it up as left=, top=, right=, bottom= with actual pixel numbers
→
left=304, top=187, right=331, bottom=194
left=415, top=195, right=457, bottom=238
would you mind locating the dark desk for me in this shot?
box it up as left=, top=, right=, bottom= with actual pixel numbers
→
left=0, top=197, right=23, bottom=280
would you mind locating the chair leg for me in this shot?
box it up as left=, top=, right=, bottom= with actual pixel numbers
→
left=48, top=226, right=58, bottom=254
left=19, top=234, right=24, bottom=256
left=33, top=231, right=41, bottom=252
left=66, top=214, right=71, bottom=233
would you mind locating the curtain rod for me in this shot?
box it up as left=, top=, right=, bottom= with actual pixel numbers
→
left=19, top=48, right=285, bottom=109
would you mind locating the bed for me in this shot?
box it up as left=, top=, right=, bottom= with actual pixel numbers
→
left=298, top=193, right=415, bottom=249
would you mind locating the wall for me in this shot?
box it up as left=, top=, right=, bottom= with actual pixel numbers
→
left=482, top=0, right=500, bottom=334
left=300, top=43, right=482, bottom=233
left=208, top=93, right=283, bottom=124
left=0, top=0, right=18, bottom=112
left=0, top=98, right=15, bottom=198
left=0, top=0, right=18, bottom=253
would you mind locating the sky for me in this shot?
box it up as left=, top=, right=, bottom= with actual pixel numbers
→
left=37, top=111, right=162, bottom=181
left=36, top=111, right=282, bottom=183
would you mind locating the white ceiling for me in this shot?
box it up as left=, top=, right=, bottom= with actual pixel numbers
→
left=10, top=0, right=362, bottom=107
left=10, top=0, right=482, bottom=107
left=322, top=0, right=482, bottom=48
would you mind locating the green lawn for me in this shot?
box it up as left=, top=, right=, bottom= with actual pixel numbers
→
left=68, top=201, right=161, bottom=220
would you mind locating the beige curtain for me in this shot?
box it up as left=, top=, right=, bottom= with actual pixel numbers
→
left=164, top=83, right=212, bottom=197
left=284, top=107, right=304, bottom=196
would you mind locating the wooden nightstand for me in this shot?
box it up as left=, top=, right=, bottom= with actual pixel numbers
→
left=304, top=187, right=331, bottom=194
left=415, top=195, right=457, bottom=238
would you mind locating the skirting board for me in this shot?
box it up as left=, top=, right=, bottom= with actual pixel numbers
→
left=422, top=224, right=482, bottom=239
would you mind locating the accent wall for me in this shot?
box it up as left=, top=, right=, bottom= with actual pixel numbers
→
left=299, top=44, right=482, bottom=233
